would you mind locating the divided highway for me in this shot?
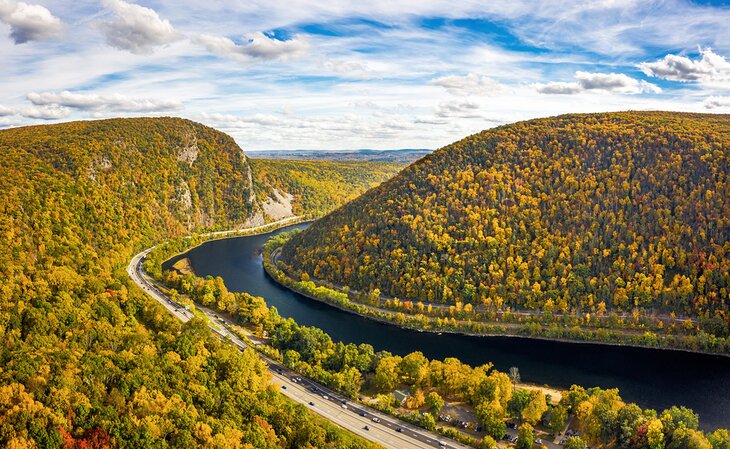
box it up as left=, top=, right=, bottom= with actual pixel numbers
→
left=127, top=223, right=472, bottom=449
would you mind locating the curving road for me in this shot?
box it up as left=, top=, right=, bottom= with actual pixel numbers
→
left=127, top=222, right=472, bottom=449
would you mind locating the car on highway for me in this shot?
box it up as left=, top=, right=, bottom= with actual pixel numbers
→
left=281, top=385, right=287, bottom=389
left=372, top=417, right=380, bottom=423
left=309, top=402, right=315, bottom=406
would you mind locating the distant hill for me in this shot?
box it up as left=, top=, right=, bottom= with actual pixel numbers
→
left=251, top=158, right=405, bottom=218
left=248, top=148, right=432, bottom=163
left=280, top=112, right=730, bottom=336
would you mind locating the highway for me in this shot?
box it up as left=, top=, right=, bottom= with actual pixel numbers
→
left=127, top=224, right=472, bottom=449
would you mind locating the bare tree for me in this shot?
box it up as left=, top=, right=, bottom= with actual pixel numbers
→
left=509, top=366, right=520, bottom=386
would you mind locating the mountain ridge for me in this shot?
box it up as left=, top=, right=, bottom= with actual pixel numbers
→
left=280, top=111, right=730, bottom=340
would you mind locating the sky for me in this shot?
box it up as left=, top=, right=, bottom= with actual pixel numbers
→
left=1, top=0, right=729, bottom=150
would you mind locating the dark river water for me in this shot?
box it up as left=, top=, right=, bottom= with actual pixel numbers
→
left=163, top=224, right=730, bottom=430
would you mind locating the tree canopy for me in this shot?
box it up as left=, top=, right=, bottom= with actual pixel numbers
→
left=281, top=112, right=730, bottom=342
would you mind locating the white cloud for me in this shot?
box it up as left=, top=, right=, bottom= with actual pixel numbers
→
left=324, top=59, right=379, bottom=80
left=639, top=48, right=730, bottom=88
left=703, top=96, right=730, bottom=110
left=430, top=73, right=505, bottom=96
left=201, top=112, right=286, bottom=127
left=100, top=0, right=179, bottom=54
left=20, top=105, right=69, bottom=119
left=535, top=71, right=660, bottom=95
left=435, top=99, right=481, bottom=118
left=27, top=91, right=182, bottom=112
left=0, top=0, right=62, bottom=43
left=0, top=104, right=15, bottom=116
left=194, top=32, right=309, bottom=63
left=534, top=81, right=583, bottom=95
left=0, top=103, right=69, bottom=119
left=413, top=116, right=448, bottom=125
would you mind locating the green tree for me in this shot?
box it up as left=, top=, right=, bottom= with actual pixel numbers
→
left=547, top=405, right=568, bottom=434
left=647, top=418, right=665, bottom=449
left=708, top=429, right=730, bottom=449
left=507, top=389, right=531, bottom=421
left=522, top=390, right=548, bottom=425
left=516, top=423, right=535, bottom=449
left=372, top=356, right=401, bottom=392
left=563, top=436, right=588, bottom=449
left=474, top=401, right=506, bottom=440
left=660, top=406, right=699, bottom=436
left=425, top=391, right=444, bottom=413
left=668, top=428, right=711, bottom=449
left=399, top=352, right=429, bottom=386
left=479, top=435, right=497, bottom=449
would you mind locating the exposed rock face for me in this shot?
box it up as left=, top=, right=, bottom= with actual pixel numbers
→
left=241, top=210, right=266, bottom=228
left=177, top=130, right=199, bottom=167
left=86, top=156, right=113, bottom=181
left=262, top=188, right=294, bottom=220
left=176, top=181, right=193, bottom=210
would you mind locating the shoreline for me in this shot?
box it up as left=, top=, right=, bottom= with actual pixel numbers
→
left=145, top=222, right=730, bottom=432
left=158, top=215, right=309, bottom=269
left=264, top=246, right=730, bottom=359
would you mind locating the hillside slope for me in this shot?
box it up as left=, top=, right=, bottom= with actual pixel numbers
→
left=280, top=112, right=729, bottom=336
left=0, top=118, right=376, bottom=448
left=251, top=158, right=405, bottom=219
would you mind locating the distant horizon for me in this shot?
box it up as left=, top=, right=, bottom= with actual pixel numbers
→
left=245, top=148, right=433, bottom=152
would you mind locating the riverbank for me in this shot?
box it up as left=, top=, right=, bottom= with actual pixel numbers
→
left=145, top=215, right=308, bottom=279
left=155, top=222, right=730, bottom=431
left=171, top=257, right=195, bottom=275
left=151, top=226, right=730, bottom=442
left=265, top=236, right=730, bottom=358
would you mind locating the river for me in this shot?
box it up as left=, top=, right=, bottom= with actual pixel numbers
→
left=163, top=223, right=730, bottom=430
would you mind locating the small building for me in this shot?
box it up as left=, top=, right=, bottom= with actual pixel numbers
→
left=394, top=389, right=411, bottom=406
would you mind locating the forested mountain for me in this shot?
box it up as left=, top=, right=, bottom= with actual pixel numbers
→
left=0, top=118, right=376, bottom=448
left=251, top=158, right=404, bottom=218
left=280, top=112, right=729, bottom=335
